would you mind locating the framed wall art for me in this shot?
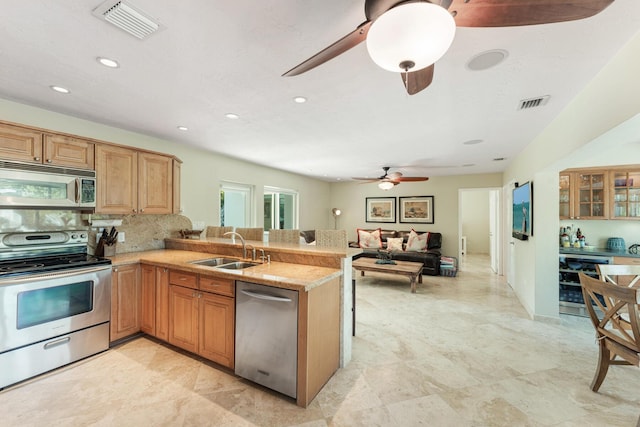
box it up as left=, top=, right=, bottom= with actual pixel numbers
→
left=365, top=197, right=396, bottom=223
left=399, top=196, right=434, bottom=224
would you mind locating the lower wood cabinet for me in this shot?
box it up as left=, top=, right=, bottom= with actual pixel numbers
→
left=110, top=264, right=141, bottom=342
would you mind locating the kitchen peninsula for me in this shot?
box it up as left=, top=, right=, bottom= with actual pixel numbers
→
left=107, top=238, right=360, bottom=407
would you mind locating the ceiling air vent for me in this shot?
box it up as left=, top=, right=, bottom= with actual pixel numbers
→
left=518, top=95, right=550, bottom=110
left=92, top=1, right=163, bottom=40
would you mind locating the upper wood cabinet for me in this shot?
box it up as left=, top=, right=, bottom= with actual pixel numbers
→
left=610, top=169, right=640, bottom=220
left=561, top=165, right=640, bottom=220
left=559, top=170, right=608, bottom=220
left=0, top=122, right=94, bottom=169
left=96, top=145, right=177, bottom=214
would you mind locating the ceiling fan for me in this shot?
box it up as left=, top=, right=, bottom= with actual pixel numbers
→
left=353, top=166, right=429, bottom=189
left=283, top=0, right=614, bottom=95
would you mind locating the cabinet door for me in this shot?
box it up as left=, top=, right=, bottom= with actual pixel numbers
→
left=155, top=267, right=170, bottom=341
left=140, top=264, right=156, bottom=335
left=43, top=134, right=95, bottom=169
left=173, top=159, right=181, bottom=214
left=110, top=264, right=141, bottom=342
left=138, top=152, right=173, bottom=214
left=168, top=285, right=199, bottom=353
left=575, top=172, right=608, bottom=219
left=559, top=173, right=573, bottom=219
left=199, top=292, right=235, bottom=368
left=0, top=122, right=43, bottom=163
left=96, top=144, right=138, bottom=214
left=611, top=170, right=640, bottom=219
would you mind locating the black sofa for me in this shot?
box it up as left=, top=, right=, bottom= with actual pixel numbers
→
left=349, top=229, right=442, bottom=276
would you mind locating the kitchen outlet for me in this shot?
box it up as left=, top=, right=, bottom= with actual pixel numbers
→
left=118, top=232, right=125, bottom=243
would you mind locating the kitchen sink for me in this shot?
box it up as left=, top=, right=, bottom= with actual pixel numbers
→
left=215, top=261, right=259, bottom=270
left=189, top=257, right=239, bottom=267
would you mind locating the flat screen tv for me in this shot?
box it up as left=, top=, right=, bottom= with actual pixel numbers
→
left=512, top=181, right=533, bottom=241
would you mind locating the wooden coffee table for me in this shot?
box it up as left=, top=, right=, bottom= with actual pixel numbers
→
left=352, top=257, right=423, bottom=293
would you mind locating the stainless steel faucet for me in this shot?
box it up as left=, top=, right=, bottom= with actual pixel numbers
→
left=223, top=231, right=247, bottom=259
left=245, top=244, right=257, bottom=261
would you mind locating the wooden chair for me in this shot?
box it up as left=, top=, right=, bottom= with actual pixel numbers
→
left=268, top=229, right=300, bottom=244
left=596, top=264, right=640, bottom=288
left=235, top=227, right=263, bottom=241
left=579, top=272, right=640, bottom=392
left=315, top=230, right=347, bottom=248
left=205, top=226, right=233, bottom=238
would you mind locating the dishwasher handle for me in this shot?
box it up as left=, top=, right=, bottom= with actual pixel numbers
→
left=240, top=289, right=292, bottom=302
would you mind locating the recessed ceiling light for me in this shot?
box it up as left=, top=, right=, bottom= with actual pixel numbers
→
left=97, top=57, right=119, bottom=68
left=50, top=85, right=70, bottom=94
left=225, top=113, right=239, bottom=119
left=467, top=49, right=508, bottom=71
left=293, top=96, right=307, bottom=103
left=177, top=126, right=188, bottom=131
left=493, top=157, right=506, bottom=161
left=463, top=163, right=475, bottom=167
left=463, top=139, right=483, bottom=145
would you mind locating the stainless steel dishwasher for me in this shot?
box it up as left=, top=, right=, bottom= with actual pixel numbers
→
left=235, top=281, right=298, bottom=398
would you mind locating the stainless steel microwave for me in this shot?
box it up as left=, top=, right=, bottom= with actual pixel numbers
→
left=0, top=160, right=96, bottom=209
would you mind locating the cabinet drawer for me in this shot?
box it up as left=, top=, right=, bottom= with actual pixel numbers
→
left=614, top=257, right=640, bottom=265
left=169, top=270, right=198, bottom=289
left=199, top=276, right=234, bottom=297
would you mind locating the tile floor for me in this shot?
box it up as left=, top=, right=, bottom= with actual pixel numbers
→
left=1, top=255, right=639, bottom=426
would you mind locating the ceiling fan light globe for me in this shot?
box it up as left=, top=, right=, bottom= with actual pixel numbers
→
left=366, top=2, right=455, bottom=73
left=378, top=181, right=395, bottom=190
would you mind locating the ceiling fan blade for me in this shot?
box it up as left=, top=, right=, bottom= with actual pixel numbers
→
left=282, top=21, right=372, bottom=77
left=449, top=0, right=614, bottom=27
left=402, top=64, right=435, bottom=95
left=394, top=176, right=430, bottom=182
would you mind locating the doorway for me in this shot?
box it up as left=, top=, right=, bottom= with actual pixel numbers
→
left=459, top=187, right=502, bottom=274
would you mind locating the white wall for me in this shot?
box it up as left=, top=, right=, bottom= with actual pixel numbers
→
left=330, top=174, right=502, bottom=257
left=0, top=99, right=332, bottom=230
left=504, top=30, right=640, bottom=319
left=461, top=189, right=491, bottom=254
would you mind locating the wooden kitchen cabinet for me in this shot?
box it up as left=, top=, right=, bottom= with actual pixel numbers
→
left=173, top=159, right=182, bottom=214
left=140, top=264, right=156, bottom=335
left=199, top=292, right=235, bottom=368
left=559, top=169, right=608, bottom=219
left=95, top=145, right=176, bottom=214
left=168, top=271, right=235, bottom=369
left=610, top=169, right=640, bottom=220
left=139, top=264, right=170, bottom=340
left=0, top=122, right=94, bottom=169
left=168, top=284, right=199, bottom=354
left=110, top=263, right=141, bottom=342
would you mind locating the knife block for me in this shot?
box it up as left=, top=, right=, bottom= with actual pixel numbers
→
left=103, top=244, right=116, bottom=257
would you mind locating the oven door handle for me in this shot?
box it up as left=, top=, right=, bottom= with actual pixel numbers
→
left=0, top=264, right=111, bottom=284
left=44, top=336, right=71, bottom=350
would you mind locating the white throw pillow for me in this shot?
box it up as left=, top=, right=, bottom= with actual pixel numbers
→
left=357, top=228, right=382, bottom=248
left=406, top=230, right=429, bottom=252
left=386, top=237, right=404, bottom=251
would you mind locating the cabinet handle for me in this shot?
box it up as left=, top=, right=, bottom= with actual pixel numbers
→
left=132, top=209, right=137, bottom=213
left=34, top=156, right=40, bottom=161
left=140, top=209, right=145, bottom=213
left=113, top=267, right=118, bottom=272
left=46, top=159, right=52, bottom=163
left=163, top=268, right=168, bottom=272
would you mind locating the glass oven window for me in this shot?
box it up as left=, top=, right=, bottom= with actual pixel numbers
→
left=17, top=281, right=94, bottom=329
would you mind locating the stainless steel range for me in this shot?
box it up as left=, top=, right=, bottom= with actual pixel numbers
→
left=0, top=230, right=112, bottom=389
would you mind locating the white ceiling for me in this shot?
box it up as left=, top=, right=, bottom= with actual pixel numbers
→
left=1, top=0, right=639, bottom=182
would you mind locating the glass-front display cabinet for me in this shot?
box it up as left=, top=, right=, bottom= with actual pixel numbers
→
left=577, top=172, right=607, bottom=219
left=611, top=170, right=640, bottom=219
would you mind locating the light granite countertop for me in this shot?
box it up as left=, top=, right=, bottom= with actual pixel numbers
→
left=107, top=249, right=342, bottom=292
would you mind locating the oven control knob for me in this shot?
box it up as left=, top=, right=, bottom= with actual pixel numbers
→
left=71, top=234, right=78, bottom=239
left=80, top=233, right=87, bottom=239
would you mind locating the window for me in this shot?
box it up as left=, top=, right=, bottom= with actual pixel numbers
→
left=264, top=187, right=298, bottom=231
left=220, top=182, right=253, bottom=228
